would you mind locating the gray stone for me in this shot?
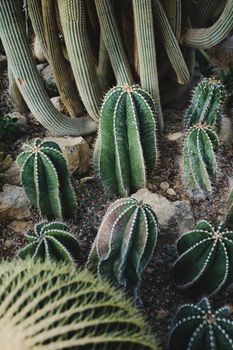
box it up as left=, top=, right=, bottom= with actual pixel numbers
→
left=220, top=116, right=233, bottom=145
left=167, top=188, right=177, bottom=196
left=50, top=96, right=66, bottom=114
left=8, top=112, right=28, bottom=129
left=0, top=185, right=31, bottom=220
left=166, top=132, right=183, bottom=141
left=160, top=181, right=170, bottom=191
left=0, top=161, right=20, bottom=186
left=40, top=64, right=58, bottom=97
left=8, top=220, right=34, bottom=233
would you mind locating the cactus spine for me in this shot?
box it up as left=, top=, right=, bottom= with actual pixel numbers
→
left=88, top=198, right=158, bottom=291
left=0, top=260, right=158, bottom=350
left=18, top=221, right=80, bottom=263
left=173, top=220, right=233, bottom=296
left=17, top=139, right=77, bottom=219
left=94, top=85, right=157, bottom=197
left=226, top=188, right=233, bottom=227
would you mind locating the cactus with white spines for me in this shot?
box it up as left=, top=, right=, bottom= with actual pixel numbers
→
left=173, top=220, right=233, bottom=296
left=87, top=197, right=158, bottom=291
left=169, top=298, right=233, bottom=350
left=18, top=221, right=80, bottom=263
left=17, top=138, right=77, bottom=219
left=94, top=85, right=157, bottom=197
left=226, top=188, right=233, bottom=227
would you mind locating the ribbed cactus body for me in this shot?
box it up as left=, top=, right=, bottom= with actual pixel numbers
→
left=169, top=298, right=233, bottom=350
left=173, top=220, right=233, bottom=296
left=18, top=221, right=80, bottom=263
left=88, top=198, right=158, bottom=290
left=226, top=188, right=233, bottom=226
left=94, top=85, right=157, bottom=197
left=17, top=138, right=77, bottom=219
left=0, top=260, right=158, bottom=350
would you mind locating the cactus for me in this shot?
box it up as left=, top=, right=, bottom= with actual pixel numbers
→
left=18, top=221, right=80, bottom=263
left=87, top=198, right=158, bottom=292
left=17, top=138, right=77, bottom=219
left=94, top=85, right=157, bottom=197
left=169, top=298, right=233, bottom=350
left=0, top=260, right=159, bottom=350
left=173, top=220, right=233, bottom=296
left=226, top=188, right=233, bottom=227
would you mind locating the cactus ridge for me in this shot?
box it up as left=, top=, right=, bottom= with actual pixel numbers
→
left=88, top=198, right=158, bottom=291
left=18, top=221, right=80, bottom=263
left=173, top=220, right=233, bottom=296
left=94, top=85, right=157, bottom=197
left=169, top=298, right=233, bottom=350
left=17, top=138, right=77, bottom=219
left=226, top=188, right=233, bottom=226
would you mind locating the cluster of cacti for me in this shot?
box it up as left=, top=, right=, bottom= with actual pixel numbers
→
left=17, top=138, right=77, bottom=219
left=88, top=197, right=158, bottom=291
left=226, top=188, right=233, bottom=226
left=169, top=298, right=233, bottom=350
left=18, top=221, right=80, bottom=263
left=94, top=85, right=157, bottom=197
left=0, top=260, right=158, bottom=350
left=173, top=220, right=233, bottom=296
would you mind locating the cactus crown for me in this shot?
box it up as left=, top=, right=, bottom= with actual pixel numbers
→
left=18, top=221, right=80, bottom=263
left=87, top=197, right=158, bottom=292
left=94, top=85, right=157, bottom=197
left=0, top=260, right=158, bottom=350
left=173, top=220, right=233, bottom=296
left=17, top=138, right=77, bottom=219
left=169, top=298, right=233, bottom=350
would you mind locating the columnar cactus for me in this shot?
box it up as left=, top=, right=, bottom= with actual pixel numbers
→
left=17, top=139, right=77, bottom=219
left=169, top=298, right=233, bottom=350
left=18, top=221, right=80, bottom=263
left=94, top=85, right=157, bottom=197
left=0, top=260, right=159, bottom=350
left=87, top=198, right=158, bottom=291
left=173, top=220, right=233, bottom=296
left=226, top=188, right=233, bottom=226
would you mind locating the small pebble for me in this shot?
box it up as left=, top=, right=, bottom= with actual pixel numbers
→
left=156, top=309, right=169, bottom=320
left=167, top=188, right=177, bottom=196
left=160, top=181, right=170, bottom=191
left=80, top=176, right=95, bottom=186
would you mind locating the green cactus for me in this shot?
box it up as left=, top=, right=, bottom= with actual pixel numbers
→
left=16, top=138, right=77, bottom=219
left=173, top=220, right=233, bottom=296
left=94, top=85, right=157, bottom=197
left=226, top=188, right=233, bottom=227
left=0, top=260, right=159, bottom=350
left=88, top=198, right=158, bottom=292
left=169, top=298, right=233, bottom=350
left=18, top=221, right=80, bottom=263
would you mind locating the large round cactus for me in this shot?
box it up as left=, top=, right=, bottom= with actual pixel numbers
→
left=17, top=138, right=77, bottom=219
left=18, top=221, right=80, bottom=263
left=94, top=85, right=157, bottom=197
left=169, top=298, right=233, bottom=350
left=0, top=260, right=158, bottom=350
left=173, top=220, right=233, bottom=296
left=88, top=197, right=158, bottom=291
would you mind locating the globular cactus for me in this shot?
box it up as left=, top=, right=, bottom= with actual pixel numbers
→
left=0, top=260, right=159, bottom=350
left=173, top=220, right=233, bottom=296
left=169, top=298, right=233, bottom=350
left=18, top=221, right=80, bottom=263
left=17, top=138, right=77, bottom=219
left=87, top=198, right=158, bottom=292
left=226, top=188, right=233, bottom=226
left=94, top=85, right=157, bottom=197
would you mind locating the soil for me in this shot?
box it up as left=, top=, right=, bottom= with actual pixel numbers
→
left=0, top=65, right=233, bottom=349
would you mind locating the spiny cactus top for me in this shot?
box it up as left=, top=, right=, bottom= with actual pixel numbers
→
left=94, top=84, right=157, bottom=197
left=18, top=221, right=80, bottom=263
left=169, top=298, right=233, bottom=350
left=88, top=197, right=158, bottom=292
left=226, top=188, right=233, bottom=227
left=173, top=220, right=233, bottom=296
left=17, top=138, right=77, bottom=219
left=185, top=77, right=225, bottom=131
left=0, top=260, right=158, bottom=350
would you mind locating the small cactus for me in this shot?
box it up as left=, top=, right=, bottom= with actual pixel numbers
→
left=17, top=138, right=77, bottom=219
left=18, top=221, right=80, bottom=263
left=173, top=220, right=233, bottom=296
left=226, top=188, right=233, bottom=226
left=87, top=197, right=158, bottom=292
left=183, top=123, right=219, bottom=193
left=0, top=260, right=158, bottom=350
left=169, top=298, right=233, bottom=350
left=94, top=84, right=157, bottom=197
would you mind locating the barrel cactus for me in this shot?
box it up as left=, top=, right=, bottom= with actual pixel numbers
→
left=226, top=188, right=233, bottom=226
left=18, top=221, right=80, bottom=263
left=87, top=197, right=158, bottom=292
left=17, top=138, right=77, bottom=219
left=173, top=220, right=233, bottom=296
left=169, top=298, right=233, bottom=350
left=0, top=260, right=158, bottom=350
left=94, top=85, right=157, bottom=197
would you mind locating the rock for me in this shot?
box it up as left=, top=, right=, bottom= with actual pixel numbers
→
left=37, top=63, right=47, bottom=73
left=166, top=132, right=183, bottom=141
left=51, top=96, right=66, bottom=114
left=40, top=64, right=58, bottom=97
left=167, top=188, right=177, bottom=196
left=132, top=188, right=195, bottom=234
left=160, top=181, right=170, bottom=191
left=8, top=220, right=34, bottom=233
left=0, top=161, right=20, bottom=186
left=220, top=116, right=233, bottom=145
left=156, top=309, right=169, bottom=320
left=0, top=185, right=31, bottom=220
left=80, top=176, right=95, bottom=186
left=8, top=112, right=28, bottom=129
